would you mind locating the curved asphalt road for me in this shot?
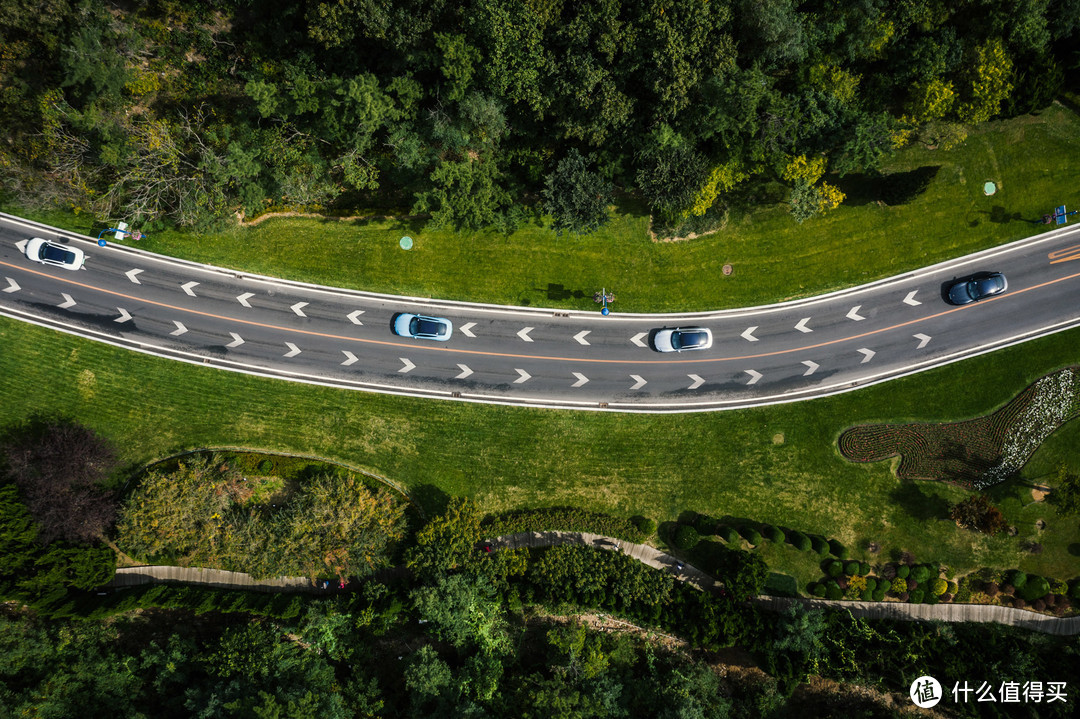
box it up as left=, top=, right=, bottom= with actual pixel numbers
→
left=2, top=211, right=1080, bottom=413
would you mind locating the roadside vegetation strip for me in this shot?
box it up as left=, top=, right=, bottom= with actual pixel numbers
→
left=7, top=106, right=1080, bottom=313
left=838, top=367, right=1080, bottom=488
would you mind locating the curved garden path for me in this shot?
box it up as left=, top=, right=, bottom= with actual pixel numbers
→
left=105, top=531, right=1080, bottom=636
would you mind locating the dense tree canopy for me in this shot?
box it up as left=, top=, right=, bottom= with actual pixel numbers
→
left=1, top=0, right=1075, bottom=233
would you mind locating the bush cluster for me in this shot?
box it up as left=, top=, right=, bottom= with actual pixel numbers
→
left=481, top=507, right=648, bottom=543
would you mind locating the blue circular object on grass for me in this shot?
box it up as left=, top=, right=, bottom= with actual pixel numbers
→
left=97, top=239, right=107, bottom=247
left=601, top=307, right=610, bottom=316
left=399, top=236, right=413, bottom=250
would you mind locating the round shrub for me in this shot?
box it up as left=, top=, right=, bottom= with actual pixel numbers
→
left=743, top=528, right=763, bottom=545
left=828, top=539, right=848, bottom=559
left=881, top=564, right=897, bottom=580
left=897, top=592, right=910, bottom=602
left=825, top=579, right=839, bottom=591
left=844, top=561, right=861, bottom=576
left=865, top=577, right=877, bottom=592
left=811, top=536, right=830, bottom=556
left=860, top=589, right=873, bottom=601
left=872, top=588, right=886, bottom=601
left=1051, top=579, right=1068, bottom=595
left=673, top=525, right=700, bottom=550
left=896, top=565, right=910, bottom=579
left=695, top=516, right=718, bottom=535
left=909, top=589, right=925, bottom=603
left=826, top=561, right=843, bottom=578
left=811, top=583, right=826, bottom=598
left=985, top=581, right=1000, bottom=597
left=1069, top=582, right=1080, bottom=600
left=911, top=565, right=931, bottom=584
left=1020, top=575, right=1051, bottom=602
left=632, top=516, right=657, bottom=536
left=907, top=579, right=919, bottom=591
left=925, top=591, right=938, bottom=605
left=891, top=578, right=908, bottom=594
left=941, top=593, right=953, bottom=602
left=859, top=562, right=870, bottom=576
left=1033, top=599, right=1046, bottom=612
left=718, top=525, right=738, bottom=543
left=1002, top=584, right=1016, bottom=596
left=932, top=578, right=948, bottom=596
left=257, top=458, right=274, bottom=473
left=826, top=585, right=843, bottom=600
left=790, top=531, right=812, bottom=551
left=1014, top=598, right=1027, bottom=609
left=1009, top=570, right=1028, bottom=589
left=766, top=525, right=785, bottom=543
left=947, top=581, right=958, bottom=594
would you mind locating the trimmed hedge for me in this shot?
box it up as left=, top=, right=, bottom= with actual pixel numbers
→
left=872, top=588, right=886, bottom=601
left=1020, top=575, right=1051, bottom=602
left=810, top=536, right=830, bottom=556
left=741, top=528, right=763, bottom=545
left=789, top=531, right=812, bottom=551
left=482, top=508, right=647, bottom=543
left=828, top=539, right=848, bottom=559
left=764, top=572, right=799, bottom=597
left=859, top=562, right=871, bottom=576
left=826, top=561, right=843, bottom=578
left=673, top=525, right=700, bottom=550
left=811, top=583, right=826, bottom=597
left=844, top=561, right=861, bottom=576
left=826, top=585, right=843, bottom=600
left=765, top=525, right=785, bottom=543
left=718, top=526, right=738, bottom=543
left=865, top=577, right=877, bottom=592
left=931, top=578, right=948, bottom=596
left=896, top=565, right=911, bottom=579
left=1009, top=570, right=1028, bottom=590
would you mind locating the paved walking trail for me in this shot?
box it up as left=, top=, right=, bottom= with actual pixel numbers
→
left=105, top=531, right=1080, bottom=635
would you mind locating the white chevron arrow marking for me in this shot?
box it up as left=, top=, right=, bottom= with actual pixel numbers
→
left=629, top=375, right=647, bottom=390
left=903, top=290, right=922, bottom=306
left=745, top=369, right=763, bottom=385
left=114, top=307, right=132, bottom=323
left=460, top=322, right=477, bottom=338
left=57, top=293, right=76, bottom=309
left=631, top=332, right=648, bottom=348
left=181, top=281, right=199, bottom=297
left=226, top=332, right=244, bottom=348
left=513, top=368, right=531, bottom=384
left=398, top=357, right=415, bottom=373
left=914, top=333, right=932, bottom=349
left=291, top=301, right=309, bottom=317
left=125, top=269, right=144, bottom=284
left=455, top=364, right=473, bottom=379
left=341, top=350, right=358, bottom=366
left=571, top=372, right=589, bottom=387
left=170, top=321, right=188, bottom=336
left=857, top=348, right=875, bottom=364
left=687, top=374, right=705, bottom=390
left=517, top=327, right=534, bottom=342
left=3, top=277, right=20, bottom=293
left=283, top=342, right=301, bottom=358
left=741, top=326, right=759, bottom=342
left=15, top=240, right=28, bottom=252
left=573, top=330, right=591, bottom=345
left=236, top=292, right=255, bottom=307
left=794, top=317, right=813, bottom=333
left=347, top=310, right=365, bottom=325
left=801, top=360, right=819, bottom=376
left=846, top=305, right=865, bottom=321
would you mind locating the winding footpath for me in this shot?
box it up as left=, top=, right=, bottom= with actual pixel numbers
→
left=105, top=532, right=1080, bottom=636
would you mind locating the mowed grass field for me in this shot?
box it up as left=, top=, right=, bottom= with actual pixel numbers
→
left=2, top=314, right=1077, bottom=585
left=10, top=104, right=1080, bottom=313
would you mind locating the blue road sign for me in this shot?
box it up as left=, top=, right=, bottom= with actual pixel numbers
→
left=1056, top=205, right=1067, bottom=225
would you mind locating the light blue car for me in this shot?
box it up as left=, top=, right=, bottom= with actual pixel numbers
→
left=392, top=313, right=453, bottom=341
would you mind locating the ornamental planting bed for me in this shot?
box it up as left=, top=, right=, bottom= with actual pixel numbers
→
left=839, top=368, right=1080, bottom=489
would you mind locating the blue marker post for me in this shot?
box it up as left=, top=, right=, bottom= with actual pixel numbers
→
left=595, top=287, right=614, bottom=315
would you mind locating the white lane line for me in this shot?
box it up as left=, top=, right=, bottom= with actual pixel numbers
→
left=460, top=322, right=477, bottom=338
left=398, top=357, right=415, bottom=373
left=455, top=364, right=473, bottom=379
left=291, top=301, right=309, bottom=317
left=517, top=326, right=534, bottom=342
left=3, top=277, right=20, bottom=293
left=347, top=309, right=364, bottom=325
left=631, top=332, right=648, bottom=347
left=514, top=368, right=531, bottom=383
left=630, top=374, right=647, bottom=390
left=573, top=330, right=591, bottom=345
left=571, top=372, right=589, bottom=387
left=687, top=374, right=705, bottom=390
left=226, top=332, right=245, bottom=348
left=341, top=350, right=358, bottom=366
left=858, top=348, right=876, bottom=364
left=57, top=293, right=76, bottom=309
left=846, top=305, right=865, bottom=321
left=115, top=307, right=132, bottom=323
left=801, top=360, right=819, bottom=376
left=741, top=326, right=759, bottom=342
left=745, top=369, right=763, bottom=385
left=236, top=292, right=255, bottom=307
left=283, top=342, right=302, bottom=358
left=170, top=321, right=188, bottom=336
left=125, top=269, right=144, bottom=284
left=794, top=317, right=813, bottom=333
left=181, top=281, right=199, bottom=296
left=914, top=333, right=932, bottom=349
left=903, top=290, right=922, bottom=306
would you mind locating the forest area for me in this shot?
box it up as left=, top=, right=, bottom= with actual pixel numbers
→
left=1, top=0, right=1078, bottom=235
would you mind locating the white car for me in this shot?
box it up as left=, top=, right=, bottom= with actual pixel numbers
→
left=24, top=238, right=85, bottom=270
left=392, top=313, right=453, bottom=341
left=652, top=327, right=713, bottom=353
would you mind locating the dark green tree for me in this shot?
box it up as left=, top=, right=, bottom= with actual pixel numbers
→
left=543, top=149, right=613, bottom=235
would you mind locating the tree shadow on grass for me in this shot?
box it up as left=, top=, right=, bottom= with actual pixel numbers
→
left=830, top=166, right=941, bottom=207
left=890, top=481, right=952, bottom=522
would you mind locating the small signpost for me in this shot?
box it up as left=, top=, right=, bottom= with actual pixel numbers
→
left=97, top=221, right=146, bottom=244
left=594, top=287, right=614, bottom=315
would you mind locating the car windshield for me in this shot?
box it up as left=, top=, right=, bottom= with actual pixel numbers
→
left=41, top=244, right=74, bottom=264
left=415, top=319, right=445, bottom=336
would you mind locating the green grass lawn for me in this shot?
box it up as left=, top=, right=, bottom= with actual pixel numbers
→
left=6, top=104, right=1080, bottom=312
left=3, top=314, right=1077, bottom=586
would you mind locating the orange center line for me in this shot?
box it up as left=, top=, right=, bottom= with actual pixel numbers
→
left=4, top=259, right=1080, bottom=365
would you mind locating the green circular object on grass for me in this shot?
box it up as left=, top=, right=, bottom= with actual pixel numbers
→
left=399, top=236, right=413, bottom=250
left=983, top=181, right=997, bottom=195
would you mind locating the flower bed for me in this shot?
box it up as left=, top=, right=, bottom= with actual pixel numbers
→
left=838, top=368, right=1080, bottom=488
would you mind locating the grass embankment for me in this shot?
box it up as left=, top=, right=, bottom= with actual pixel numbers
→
left=7, top=104, right=1080, bottom=312
left=2, top=314, right=1078, bottom=587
